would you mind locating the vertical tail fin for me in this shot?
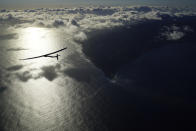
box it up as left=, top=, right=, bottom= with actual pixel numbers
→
left=56, top=54, right=60, bottom=60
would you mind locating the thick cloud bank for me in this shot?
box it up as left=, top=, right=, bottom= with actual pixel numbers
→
left=0, top=6, right=195, bottom=30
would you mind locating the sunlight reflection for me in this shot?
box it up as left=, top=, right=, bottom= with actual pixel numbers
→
left=20, top=27, right=56, bottom=54
left=11, top=79, right=67, bottom=129
left=17, top=27, right=61, bottom=68
left=9, top=27, right=72, bottom=129
left=0, top=25, right=85, bottom=130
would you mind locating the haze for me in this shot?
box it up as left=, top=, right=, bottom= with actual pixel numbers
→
left=1, top=0, right=196, bottom=8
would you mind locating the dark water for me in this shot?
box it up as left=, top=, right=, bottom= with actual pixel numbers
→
left=0, top=15, right=196, bottom=131
left=83, top=16, right=196, bottom=77
left=82, top=15, right=196, bottom=130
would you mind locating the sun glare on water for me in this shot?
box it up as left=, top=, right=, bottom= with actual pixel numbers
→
left=21, top=27, right=56, bottom=53
left=15, top=27, right=63, bottom=67
left=7, top=27, right=72, bottom=128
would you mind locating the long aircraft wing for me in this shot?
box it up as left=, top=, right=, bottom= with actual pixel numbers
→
left=20, top=47, right=67, bottom=60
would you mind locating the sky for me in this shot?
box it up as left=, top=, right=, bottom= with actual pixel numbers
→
left=1, top=0, right=196, bottom=8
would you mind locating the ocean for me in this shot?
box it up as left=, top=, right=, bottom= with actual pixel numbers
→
left=0, top=6, right=196, bottom=130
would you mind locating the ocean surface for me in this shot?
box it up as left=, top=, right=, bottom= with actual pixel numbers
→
left=0, top=6, right=196, bottom=130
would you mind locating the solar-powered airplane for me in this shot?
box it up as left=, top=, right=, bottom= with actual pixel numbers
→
left=20, top=47, right=67, bottom=60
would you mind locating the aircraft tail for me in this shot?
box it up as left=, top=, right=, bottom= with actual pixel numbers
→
left=57, top=54, right=60, bottom=60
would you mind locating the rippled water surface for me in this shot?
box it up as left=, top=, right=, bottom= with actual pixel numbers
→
left=0, top=27, right=112, bottom=131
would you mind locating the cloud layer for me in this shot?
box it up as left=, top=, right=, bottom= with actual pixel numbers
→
left=0, top=6, right=195, bottom=31
left=0, top=5, right=196, bottom=85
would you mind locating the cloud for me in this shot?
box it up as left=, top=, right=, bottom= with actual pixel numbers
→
left=0, top=9, right=7, bottom=12
left=5, top=14, right=14, bottom=20
left=0, top=69, right=8, bottom=92
left=53, top=20, right=64, bottom=27
left=14, top=64, right=61, bottom=82
left=74, top=32, right=87, bottom=42
left=166, top=31, right=185, bottom=40
left=65, top=24, right=79, bottom=33
left=69, top=19, right=79, bottom=27
left=24, top=9, right=37, bottom=13
left=16, top=71, right=33, bottom=82
left=132, top=6, right=152, bottom=12
left=7, top=48, right=28, bottom=51
left=0, top=6, right=194, bottom=31
left=161, top=25, right=194, bottom=40
left=34, top=21, right=45, bottom=27
left=66, top=7, right=117, bottom=16
left=0, top=11, right=32, bottom=26
left=6, top=65, right=23, bottom=71
left=39, top=65, right=60, bottom=81
left=0, top=33, right=18, bottom=40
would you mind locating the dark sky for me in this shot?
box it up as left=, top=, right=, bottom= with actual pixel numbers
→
left=1, top=0, right=196, bottom=8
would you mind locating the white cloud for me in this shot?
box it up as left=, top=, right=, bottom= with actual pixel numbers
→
left=161, top=25, right=194, bottom=40
left=0, top=6, right=195, bottom=31
left=74, top=32, right=87, bottom=42
left=165, top=31, right=185, bottom=40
